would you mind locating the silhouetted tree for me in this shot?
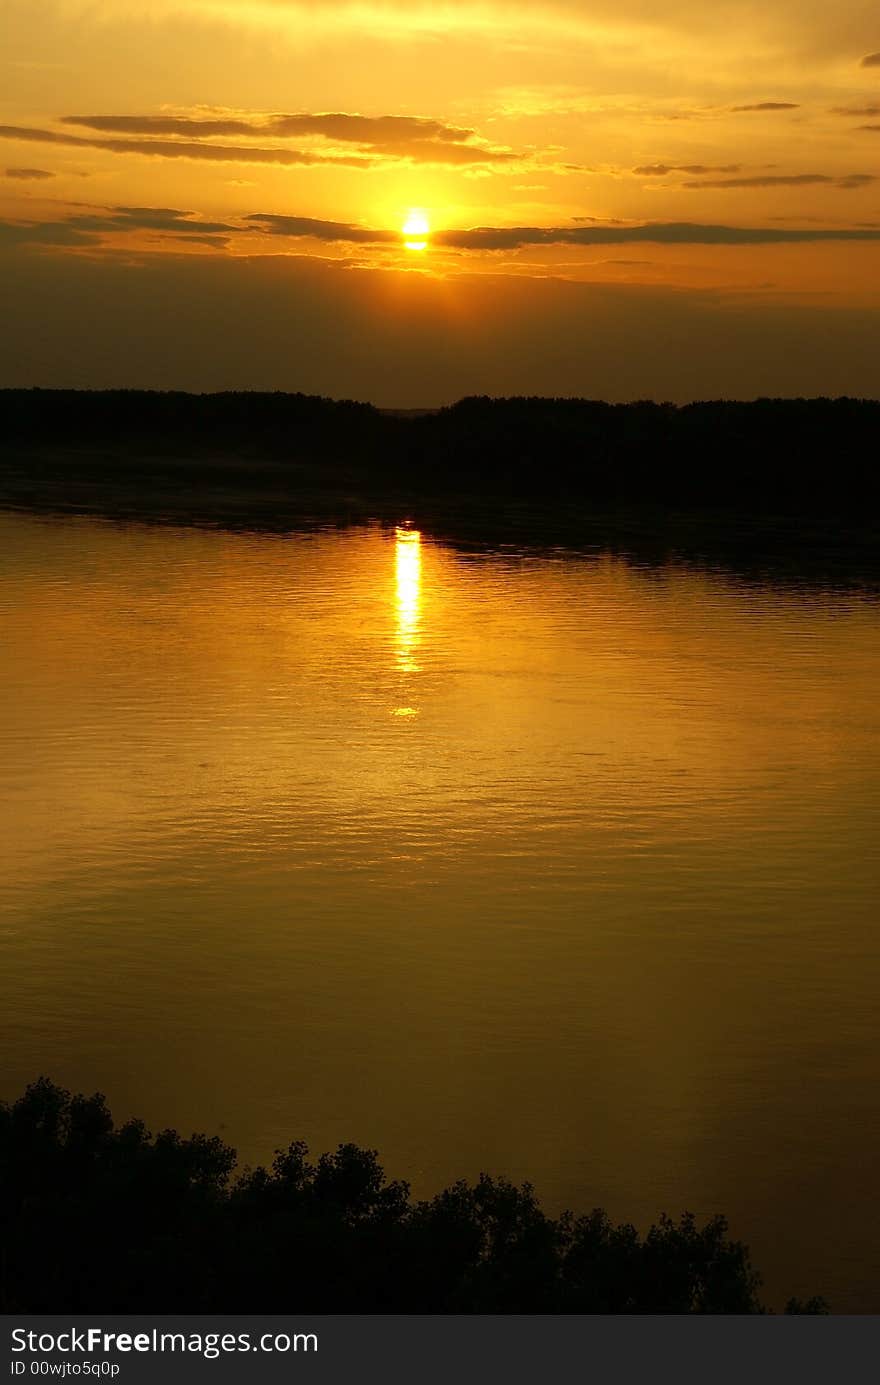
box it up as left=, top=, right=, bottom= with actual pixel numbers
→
left=2, top=389, right=878, bottom=516
left=0, top=1079, right=829, bottom=1313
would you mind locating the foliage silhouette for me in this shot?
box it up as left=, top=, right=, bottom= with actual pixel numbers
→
left=1, top=388, right=879, bottom=516
left=0, top=1079, right=828, bottom=1313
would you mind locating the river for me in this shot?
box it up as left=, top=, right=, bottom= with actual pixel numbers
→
left=1, top=509, right=878, bottom=1309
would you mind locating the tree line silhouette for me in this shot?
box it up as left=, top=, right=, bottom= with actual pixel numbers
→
left=0, top=1079, right=827, bottom=1313
left=2, top=388, right=879, bottom=514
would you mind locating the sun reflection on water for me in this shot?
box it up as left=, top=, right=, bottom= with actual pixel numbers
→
left=394, top=526, right=422, bottom=713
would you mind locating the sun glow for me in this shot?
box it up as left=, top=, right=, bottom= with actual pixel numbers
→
left=403, top=210, right=430, bottom=251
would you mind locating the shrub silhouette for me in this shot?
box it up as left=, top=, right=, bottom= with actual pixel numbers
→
left=2, top=388, right=879, bottom=517
left=0, top=1079, right=827, bottom=1313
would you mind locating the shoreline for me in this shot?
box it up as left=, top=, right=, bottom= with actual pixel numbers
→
left=2, top=445, right=879, bottom=591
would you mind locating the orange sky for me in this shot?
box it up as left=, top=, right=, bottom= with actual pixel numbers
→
left=2, top=1, right=880, bottom=401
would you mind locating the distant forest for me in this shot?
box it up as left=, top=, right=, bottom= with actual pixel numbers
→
left=2, top=388, right=879, bottom=516
left=0, top=1079, right=827, bottom=1314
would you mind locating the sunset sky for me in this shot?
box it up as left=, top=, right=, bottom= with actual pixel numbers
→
left=3, top=0, right=880, bottom=403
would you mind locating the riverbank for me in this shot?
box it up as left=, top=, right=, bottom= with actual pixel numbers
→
left=3, top=390, right=878, bottom=586
left=2, top=441, right=878, bottom=592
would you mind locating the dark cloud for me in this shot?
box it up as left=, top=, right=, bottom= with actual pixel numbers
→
left=770, top=215, right=852, bottom=223
left=9, top=206, right=880, bottom=257
left=62, top=115, right=262, bottom=138
left=70, top=206, right=242, bottom=234
left=0, top=205, right=242, bottom=249
left=828, top=173, right=874, bottom=188
left=684, top=173, right=875, bottom=189
left=247, top=213, right=398, bottom=244
left=434, top=221, right=880, bottom=248
left=165, top=235, right=230, bottom=249
left=269, top=114, right=519, bottom=161
left=272, top=113, right=473, bottom=145
left=0, top=125, right=143, bottom=147
left=858, top=124, right=880, bottom=131
left=63, top=112, right=475, bottom=147
left=731, top=102, right=800, bottom=112
left=244, top=216, right=880, bottom=249
left=633, top=163, right=742, bottom=176
left=830, top=105, right=880, bottom=116
left=5, top=167, right=54, bottom=180
left=0, top=219, right=99, bottom=248
left=0, top=125, right=372, bottom=167
left=0, top=120, right=515, bottom=168
left=118, top=141, right=373, bottom=167
left=352, top=138, right=518, bottom=163
left=860, top=53, right=880, bottom=67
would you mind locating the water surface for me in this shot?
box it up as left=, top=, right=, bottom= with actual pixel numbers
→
left=1, top=510, right=878, bottom=1309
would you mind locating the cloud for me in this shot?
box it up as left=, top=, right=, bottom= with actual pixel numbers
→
left=830, top=105, right=880, bottom=116
left=5, top=167, right=54, bottom=180
left=684, top=173, right=875, bottom=189
left=62, top=112, right=475, bottom=147
left=62, top=115, right=262, bottom=138
left=633, top=164, right=742, bottom=176
left=769, top=214, right=872, bottom=224
left=860, top=53, right=880, bottom=67
left=1, top=117, right=518, bottom=168
left=731, top=102, right=800, bottom=112
left=0, top=124, right=373, bottom=167
left=362, top=138, right=519, bottom=163
left=272, top=113, right=473, bottom=146
left=0, top=205, right=243, bottom=248
left=165, top=234, right=230, bottom=249
left=75, top=206, right=242, bottom=234
left=243, top=215, right=880, bottom=249
left=434, top=221, right=880, bottom=248
left=0, top=219, right=99, bottom=248
left=247, top=213, right=398, bottom=244
left=9, top=206, right=880, bottom=257
left=858, top=124, right=880, bottom=131
left=826, top=174, right=875, bottom=188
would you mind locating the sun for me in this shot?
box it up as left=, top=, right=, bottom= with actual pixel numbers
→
left=403, top=210, right=430, bottom=251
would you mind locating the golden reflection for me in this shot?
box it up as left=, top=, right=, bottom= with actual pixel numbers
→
left=394, top=526, right=422, bottom=709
